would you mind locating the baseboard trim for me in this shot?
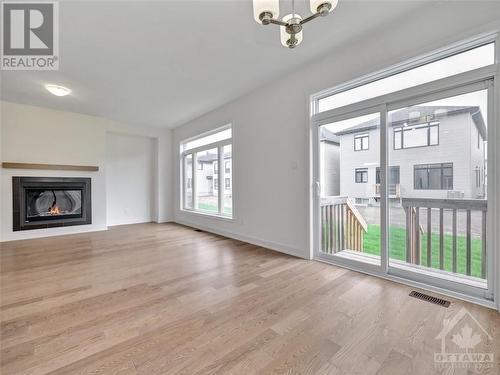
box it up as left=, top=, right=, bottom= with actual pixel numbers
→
left=173, top=219, right=307, bottom=259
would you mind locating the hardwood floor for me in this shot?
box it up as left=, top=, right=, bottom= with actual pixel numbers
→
left=1, top=223, right=498, bottom=374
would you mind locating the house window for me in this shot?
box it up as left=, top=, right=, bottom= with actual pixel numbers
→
left=354, top=134, right=369, bottom=151
left=414, top=163, right=453, bottom=190
left=181, top=125, right=233, bottom=217
left=355, top=168, right=368, bottom=183
left=394, top=122, right=439, bottom=149
left=376, top=166, right=400, bottom=185
left=475, top=166, right=481, bottom=188
left=225, top=178, right=230, bottom=189
left=225, top=161, right=231, bottom=173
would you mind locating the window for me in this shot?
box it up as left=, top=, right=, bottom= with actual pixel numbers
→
left=414, top=163, right=453, bottom=190
left=225, top=161, right=231, bottom=173
left=355, top=168, right=368, bottom=183
left=394, top=122, right=439, bottom=149
left=354, top=134, right=369, bottom=151
left=316, top=43, right=494, bottom=113
left=181, top=125, right=233, bottom=217
left=376, top=166, right=400, bottom=184
left=182, top=128, right=232, bottom=151
left=225, top=178, right=230, bottom=189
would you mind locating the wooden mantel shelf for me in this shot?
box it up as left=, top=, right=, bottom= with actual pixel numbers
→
left=2, top=162, right=99, bottom=172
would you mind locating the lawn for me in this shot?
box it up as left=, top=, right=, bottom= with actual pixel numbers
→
left=197, top=202, right=232, bottom=215
left=362, top=224, right=484, bottom=279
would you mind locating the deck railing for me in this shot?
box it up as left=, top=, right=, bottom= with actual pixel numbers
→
left=401, top=198, right=487, bottom=278
left=375, top=183, right=401, bottom=197
left=320, top=196, right=368, bottom=254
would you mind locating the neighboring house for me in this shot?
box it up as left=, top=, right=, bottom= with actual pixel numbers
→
left=332, top=106, right=486, bottom=203
left=193, top=152, right=232, bottom=197
left=320, top=127, right=340, bottom=196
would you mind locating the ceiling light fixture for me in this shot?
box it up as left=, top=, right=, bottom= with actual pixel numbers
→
left=253, top=0, right=338, bottom=49
left=45, top=84, right=71, bottom=97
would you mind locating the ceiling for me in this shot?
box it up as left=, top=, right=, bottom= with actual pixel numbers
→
left=0, top=1, right=428, bottom=129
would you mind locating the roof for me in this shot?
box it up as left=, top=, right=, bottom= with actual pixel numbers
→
left=320, top=127, right=339, bottom=144
left=333, top=106, right=487, bottom=140
left=197, top=152, right=231, bottom=163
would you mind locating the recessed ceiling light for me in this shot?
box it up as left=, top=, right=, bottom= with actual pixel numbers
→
left=45, top=84, right=71, bottom=97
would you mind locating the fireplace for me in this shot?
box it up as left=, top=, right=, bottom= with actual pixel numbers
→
left=13, top=177, right=91, bottom=231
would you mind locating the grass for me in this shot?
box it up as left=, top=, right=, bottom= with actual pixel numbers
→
left=197, top=202, right=232, bottom=215
left=362, top=224, right=484, bottom=279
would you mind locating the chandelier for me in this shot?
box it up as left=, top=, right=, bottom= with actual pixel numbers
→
left=253, top=0, right=338, bottom=49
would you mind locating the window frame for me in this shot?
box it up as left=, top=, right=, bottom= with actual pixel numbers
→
left=354, top=133, right=369, bottom=151
left=393, top=122, right=439, bottom=150
left=355, top=168, right=368, bottom=183
left=180, top=124, right=233, bottom=219
left=311, top=34, right=496, bottom=116
left=413, top=162, right=454, bottom=190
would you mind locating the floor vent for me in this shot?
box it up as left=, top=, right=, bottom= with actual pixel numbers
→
left=409, top=291, right=450, bottom=307
left=194, top=229, right=203, bottom=232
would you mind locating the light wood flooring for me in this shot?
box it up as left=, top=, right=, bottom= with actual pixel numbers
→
left=1, top=223, right=499, bottom=374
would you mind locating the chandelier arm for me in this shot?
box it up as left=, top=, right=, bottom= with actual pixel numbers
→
left=267, top=18, right=288, bottom=27
left=300, top=12, right=323, bottom=25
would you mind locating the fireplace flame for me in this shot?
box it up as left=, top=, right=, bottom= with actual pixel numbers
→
left=49, top=206, right=60, bottom=215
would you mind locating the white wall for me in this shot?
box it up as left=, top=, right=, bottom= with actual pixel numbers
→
left=106, top=133, right=155, bottom=226
left=172, top=3, right=500, bottom=260
left=0, top=101, right=173, bottom=241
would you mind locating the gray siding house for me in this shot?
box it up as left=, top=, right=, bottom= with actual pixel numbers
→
left=320, top=128, right=340, bottom=196
left=192, top=152, right=232, bottom=197
left=330, top=106, right=486, bottom=203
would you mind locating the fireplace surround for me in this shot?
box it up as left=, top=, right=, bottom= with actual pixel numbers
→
left=13, top=177, right=91, bottom=231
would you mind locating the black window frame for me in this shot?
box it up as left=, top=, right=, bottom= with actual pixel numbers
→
left=414, top=162, right=453, bottom=190
left=354, top=134, right=369, bottom=151
left=393, top=121, right=439, bottom=150
left=355, top=168, right=368, bottom=183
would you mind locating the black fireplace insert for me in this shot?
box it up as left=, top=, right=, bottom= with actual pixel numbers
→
left=13, top=177, right=91, bottom=231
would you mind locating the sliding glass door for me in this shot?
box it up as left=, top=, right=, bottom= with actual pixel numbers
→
left=312, top=70, right=495, bottom=303
left=385, top=86, right=493, bottom=299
